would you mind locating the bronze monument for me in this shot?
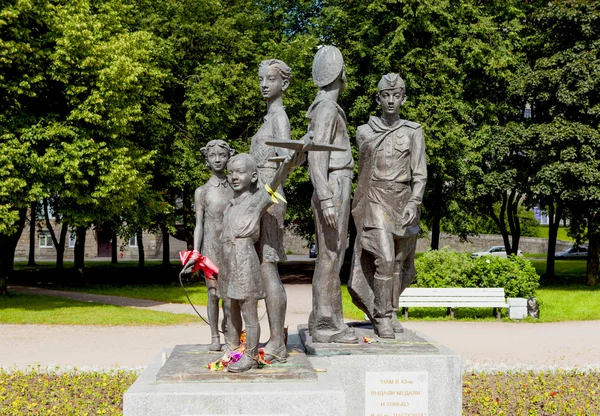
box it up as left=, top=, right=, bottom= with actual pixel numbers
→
left=348, top=73, right=427, bottom=338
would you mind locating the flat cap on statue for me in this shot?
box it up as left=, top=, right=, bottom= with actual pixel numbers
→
left=312, top=45, right=344, bottom=87
left=377, top=73, right=405, bottom=92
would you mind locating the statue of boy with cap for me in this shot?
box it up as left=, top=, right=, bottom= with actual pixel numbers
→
left=348, top=73, right=427, bottom=338
left=306, top=46, right=358, bottom=344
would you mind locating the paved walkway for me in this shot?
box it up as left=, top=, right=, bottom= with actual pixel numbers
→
left=3, top=285, right=600, bottom=371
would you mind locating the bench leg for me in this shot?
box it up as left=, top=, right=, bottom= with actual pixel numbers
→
left=496, top=308, right=501, bottom=322
left=450, top=308, right=455, bottom=321
left=403, top=307, right=408, bottom=321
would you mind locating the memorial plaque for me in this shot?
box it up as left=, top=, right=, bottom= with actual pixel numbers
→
left=364, top=371, right=428, bottom=416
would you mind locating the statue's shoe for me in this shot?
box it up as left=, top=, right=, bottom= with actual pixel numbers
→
left=374, top=318, right=395, bottom=339
left=227, top=354, right=258, bottom=373
left=329, top=327, right=359, bottom=344
left=209, top=336, right=222, bottom=351
left=263, top=345, right=289, bottom=363
left=391, top=319, right=405, bottom=333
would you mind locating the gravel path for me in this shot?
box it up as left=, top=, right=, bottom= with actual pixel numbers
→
left=3, top=284, right=600, bottom=371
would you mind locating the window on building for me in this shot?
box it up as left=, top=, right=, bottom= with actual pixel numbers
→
left=39, top=231, right=53, bottom=248
left=129, top=235, right=138, bottom=247
left=68, top=231, right=76, bottom=248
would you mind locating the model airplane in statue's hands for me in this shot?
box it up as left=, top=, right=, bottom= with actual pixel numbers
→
left=266, top=131, right=347, bottom=163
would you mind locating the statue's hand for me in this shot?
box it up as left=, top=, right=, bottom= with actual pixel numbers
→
left=284, top=150, right=306, bottom=170
left=181, top=258, right=196, bottom=275
left=323, top=206, right=338, bottom=230
left=402, top=203, right=417, bottom=227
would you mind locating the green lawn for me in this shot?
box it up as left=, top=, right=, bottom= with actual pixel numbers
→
left=536, top=226, right=576, bottom=242
left=0, top=293, right=198, bottom=325
left=530, top=259, right=588, bottom=281
left=8, top=258, right=600, bottom=324
left=49, top=283, right=210, bottom=306
left=343, top=259, right=600, bottom=322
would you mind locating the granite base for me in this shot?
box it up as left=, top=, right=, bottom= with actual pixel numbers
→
left=299, top=323, right=462, bottom=416
left=123, top=334, right=345, bottom=416
left=124, top=327, right=461, bottom=416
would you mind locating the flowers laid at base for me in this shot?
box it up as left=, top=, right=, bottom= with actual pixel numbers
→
left=207, top=331, right=273, bottom=372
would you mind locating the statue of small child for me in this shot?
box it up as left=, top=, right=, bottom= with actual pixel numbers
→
left=219, top=151, right=303, bottom=372
left=182, top=140, right=234, bottom=351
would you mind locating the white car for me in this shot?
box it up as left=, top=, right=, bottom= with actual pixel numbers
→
left=555, top=246, right=588, bottom=260
left=470, top=246, right=523, bottom=258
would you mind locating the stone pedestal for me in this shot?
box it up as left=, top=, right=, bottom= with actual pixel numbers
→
left=123, top=334, right=345, bottom=416
left=124, top=327, right=461, bottom=416
left=299, top=323, right=462, bottom=416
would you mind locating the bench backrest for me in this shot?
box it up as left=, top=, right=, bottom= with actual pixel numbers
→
left=399, top=287, right=507, bottom=306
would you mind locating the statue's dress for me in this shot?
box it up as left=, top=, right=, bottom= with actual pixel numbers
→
left=219, top=189, right=274, bottom=301
left=250, top=108, right=289, bottom=263
left=196, top=176, right=232, bottom=295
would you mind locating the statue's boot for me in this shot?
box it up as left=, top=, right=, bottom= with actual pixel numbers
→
left=373, top=277, right=395, bottom=339
left=209, top=335, right=221, bottom=351
left=227, top=348, right=258, bottom=373
left=329, top=326, right=359, bottom=344
left=228, top=324, right=260, bottom=373
left=390, top=309, right=404, bottom=333
left=391, top=272, right=404, bottom=333
left=263, top=344, right=289, bottom=363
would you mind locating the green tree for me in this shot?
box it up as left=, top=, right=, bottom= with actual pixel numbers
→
left=0, top=0, right=52, bottom=294
left=129, top=0, right=320, bottom=245
left=311, top=0, right=526, bottom=249
left=521, top=0, right=600, bottom=284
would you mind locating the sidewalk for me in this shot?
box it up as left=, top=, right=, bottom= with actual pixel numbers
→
left=3, top=285, right=600, bottom=370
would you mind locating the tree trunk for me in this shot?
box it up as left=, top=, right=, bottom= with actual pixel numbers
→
left=55, top=222, right=68, bottom=269
left=586, top=211, right=599, bottom=286
left=545, top=202, right=562, bottom=278
left=137, top=229, right=145, bottom=269
left=506, top=191, right=521, bottom=255
left=0, top=208, right=28, bottom=295
left=182, top=185, right=194, bottom=249
left=430, top=180, right=442, bottom=250
left=430, top=208, right=441, bottom=251
left=161, top=224, right=170, bottom=268
left=43, top=198, right=68, bottom=269
left=111, top=230, right=118, bottom=264
left=74, top=226, right=87, bottom=272
left=489, top=194, right=512, bottom=254
left=27, top=201, right=37, bottom=267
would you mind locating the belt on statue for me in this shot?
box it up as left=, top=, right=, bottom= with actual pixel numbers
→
left=370, top=180, right=410, bottom=190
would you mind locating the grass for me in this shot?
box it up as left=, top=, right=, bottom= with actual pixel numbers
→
left=8, top=258, right=600, bottom=324
left=48, top=282, right=210, bottom=306
left=0, top=293, right=198, bottom=325
left=342, top=259, right=600, bottom=322
left=1, top=367, right=598, bottom=416
left=530, top=259, right=588, bottom=281
left=536, top=226, right=576, bottom=242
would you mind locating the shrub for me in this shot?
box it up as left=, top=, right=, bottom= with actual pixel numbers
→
left=414, top=247, right=473, bottom=288
left=469, top=255, right=540, bottom=298
left=414, top=247, right=540, bottom=298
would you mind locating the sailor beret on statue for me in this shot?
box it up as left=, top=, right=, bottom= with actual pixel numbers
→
left=312, top=45, right=345, bottom=87
left=377, top=73, right=406, bottom=92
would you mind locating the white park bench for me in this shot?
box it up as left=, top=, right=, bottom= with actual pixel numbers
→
left=398, top=287, right=509, bottom=321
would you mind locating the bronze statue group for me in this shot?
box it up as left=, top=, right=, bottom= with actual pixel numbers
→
left=181, top=46, right=427, bottom=373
